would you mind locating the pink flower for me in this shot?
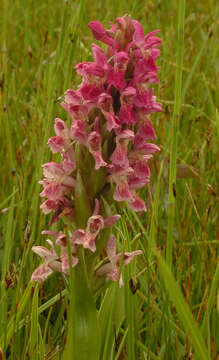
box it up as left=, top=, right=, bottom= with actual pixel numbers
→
left=60, top=253, right=78, bottom=275
left=88, top=21, right=117, bottom=48
left=135, top=118, right=157, bottom=142
left=98, top=93, right=119, bottom=131
left=128, top=193, right=146, bottom=212
left=114, top=51, right=129, bottom=71
left=118, top=104, right=137, bottom=125
left=87, top=131, right=107, bottom=169
left=110, top=129, right=134, bottom=168
left=73, top=200, right=120, bottom=252
left=61, top=89, right=88, bottom=121
left=130, top=58, right=159, bottom=88
left=113, top=182, right=134, bottom=202
left=73, top=228, right=98, bottom=253
left=131, top=21, right=161, bottom=55
left=42, top=229, right=78, bottom=253
left=114, top=15, right=135, bottom=50
left=118, top=87, right=137, bottom=125
left=79, top=83, right=104, bottom=102
left=91, top=44, right=108, bottom=68
left=40, top=197, right=73, bottom=221
left=31, top=240, right=61, bottom=282
left=31, top=232, right=79, bottom=283
left=40, top=162, right=75, bottom=201
left=75, top=62, right=105, bottom=80
left=129, top=157, right=151, bottom=179
left=97, top=236, right=142, bottom=287
left=109, top=165, right=134, bottom=202
left=31, top=263, right=54, bottom=283
left=48, top=118, right=72, bottom=154
left=70, top=119, right=88, bottom=144
left=107, top=68, right=126, bottom=90
left=134, top=89, right=162, bottom=113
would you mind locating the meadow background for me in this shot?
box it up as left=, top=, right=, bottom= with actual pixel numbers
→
left=0, top=0, right=218, bottom=359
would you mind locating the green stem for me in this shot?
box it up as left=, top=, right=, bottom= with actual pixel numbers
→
left=63, top=249, right=100, bottom=360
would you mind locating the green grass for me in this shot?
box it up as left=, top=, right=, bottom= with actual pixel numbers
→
left=0, top=0, right=218, bottom=359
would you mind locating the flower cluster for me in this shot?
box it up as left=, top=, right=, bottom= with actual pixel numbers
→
left=31, top=15, right=161, bottom=284
left=31, top=199, right=120, bottom=281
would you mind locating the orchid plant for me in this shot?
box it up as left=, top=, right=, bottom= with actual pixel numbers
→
left=31, top=14, right=161, bottom=359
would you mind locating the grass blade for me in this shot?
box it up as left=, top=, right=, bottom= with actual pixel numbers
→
left=29, top=284, right=39, bottom=359
left=156, top=251, right=210, bottom=360
left=166, top=0, right=186, bottom=267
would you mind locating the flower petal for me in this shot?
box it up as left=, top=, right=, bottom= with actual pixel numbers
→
left=31, top=264, right=53, bottom=283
